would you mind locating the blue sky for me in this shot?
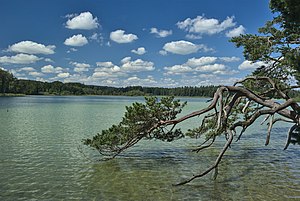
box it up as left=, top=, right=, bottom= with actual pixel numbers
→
left=0, top=0, right=272, bottom=87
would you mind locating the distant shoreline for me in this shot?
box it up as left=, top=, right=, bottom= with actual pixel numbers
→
left=0, top=93, right=26, bottom=97
left=0, top=93, right=211, bottom=98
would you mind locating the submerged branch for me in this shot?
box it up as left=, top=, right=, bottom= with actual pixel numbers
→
left=175, top=130, right=233, bottom=186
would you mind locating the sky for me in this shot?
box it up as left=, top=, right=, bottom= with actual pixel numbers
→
left=0, top=0, right=273, bottom=87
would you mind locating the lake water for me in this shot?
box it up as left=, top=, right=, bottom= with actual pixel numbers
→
left=0, top=96, right=299, bottom=200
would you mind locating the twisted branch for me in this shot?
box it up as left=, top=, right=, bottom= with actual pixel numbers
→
left=174, top=130, right=233, bottom=186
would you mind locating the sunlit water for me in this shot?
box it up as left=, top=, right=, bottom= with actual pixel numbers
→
left=0, top=96, right=299, bottom=200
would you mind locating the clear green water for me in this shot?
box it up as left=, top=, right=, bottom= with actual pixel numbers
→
left=0, top=96, right=299, bottom=200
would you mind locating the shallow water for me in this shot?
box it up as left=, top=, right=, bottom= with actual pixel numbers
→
left=0, top=96, right=299, bottom=200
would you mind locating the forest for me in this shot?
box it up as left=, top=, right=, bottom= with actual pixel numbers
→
left=0, top=68, right=219, bottom=97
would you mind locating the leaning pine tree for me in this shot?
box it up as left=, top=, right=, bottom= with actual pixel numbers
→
left=83, top=0, right=300, bottom=185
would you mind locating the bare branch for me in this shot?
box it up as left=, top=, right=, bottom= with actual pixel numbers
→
left=160, top=87, right=227, bottom=126
left=284, top=124, right=298, bottom=150
left=242, top=100, right=251, bottom=113
left=192, top=136, right=216, bottom=153
left=265, top=115, right=274, bottom=146
left=174, top=130, right=233, bottom=186
left=261, top=114, right=271, bottom=125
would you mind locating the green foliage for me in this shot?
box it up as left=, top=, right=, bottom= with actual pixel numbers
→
left=83, top=96, right=187, bottom=153
left=0, top=69, right=15, bottom=94
left=186, top=114, right=219, bottom=139
left=231, top=0, right=300, bottom=84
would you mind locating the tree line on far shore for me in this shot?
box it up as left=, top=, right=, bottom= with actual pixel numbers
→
left=0, top=69, right=219, bottom=97
left=1, top=68, right=300, bottom=98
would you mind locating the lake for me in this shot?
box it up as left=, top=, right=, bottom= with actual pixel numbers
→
left=0, top=96, right=299, bottom=200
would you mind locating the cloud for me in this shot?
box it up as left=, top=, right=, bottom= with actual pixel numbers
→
left=92, top=57, right=155, bottom=80
left=131, top=47, right=146, bottom=55
left=219, top=56, right=241, bottom=62
left=185, top=34, right=202, bottom=40
left=41, top=65, right=63, bottom=73
left=67, top=48, right=78, bottom=53
left=213, top=69, right=239, bottom=75
left=96, top=61, right=114, bottom=68
left=89, top=33, right=104, bottom=44
left=238, top=60, right=266, bottom=70
left=65, top=12, right=99, bottom=30
left=186, top=56, right=240, bottom=67
left=29, top=71, right=44, bottom=77
left=159, top=50, right=168, bottom=56
left=177, top=16, right=236, bottom=35
left=195, top=64, right=226, bottom=72
left=195, top=77, right=240, bottom=86
left=63, top=73, right=90, bottom=83
left=8, top=41, right=55, bottom=55
left=57, top=72, right=70, bottom=78
left=93, top=61, right=125, bottom=79
left=162, top=40, right=211, bottom=55
left=186, top=57, right=218, bottom=67
left=124, top=76, right=157, bottom=85
left=64, top=34, right=88, bottom=46
left=164, top=65, right=193, bottom=75
left=92, top=65, right=125, bottom=79
left=18, top=67, right=35, bottom=72
left=110, top=30, right=138, bottom=43
left=95, top=65, right=121, bottom=73
left=164, top=56, right=237, bottom=75
left=121, top=57, right=155, bottom=72
left=150, top=28, right=172, bottom=38
left=121, top=57, right=131, bottom=64
left=70, top=61, right=90, bottom=72
left=226, top=25, right=246, bottom=37
left=45, top=58, right=54, bottom=63
left=0, top=53, right=41, bottom=64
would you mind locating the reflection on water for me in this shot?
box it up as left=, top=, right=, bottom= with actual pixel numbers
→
left=0, top=96, right=300, bottom=200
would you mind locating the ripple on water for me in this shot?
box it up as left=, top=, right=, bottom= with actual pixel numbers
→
left=0, top=96, right=300, bottom=200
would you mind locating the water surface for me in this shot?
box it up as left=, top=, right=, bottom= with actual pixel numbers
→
left=0, top=96, right=299, bottom=200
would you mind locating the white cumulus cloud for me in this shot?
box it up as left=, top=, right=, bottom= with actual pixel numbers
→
left=92, top=57, right=155, bottom=81
left=18, top=67, right=36, bottom=72
left=226, top=25, right=246, bottom=37
left=121, top=57, right=155, bottom=72
left=29, top=71, right=44, bottom=77
left=164, top=56, right=237, bottom=75
left=8, top=41, right=55, bottom=55
left=96, top=61, right=114, bottom=68
left=41, top=65, right=63, bottom=73
left=163, top=40, right=210, bottom=55
left=110, top=30, right=138, bottom=43
left=238, top=60, right=267, bottom=70
left=70, top=62, right=90, bottom=72
left=64, top=34, right=88, bottom=46
left=196, top=64, right=226, bottom=72
left=150, top=28, right=172, bottom=38
left=124, top=76, right=157, bottom=86
left=0, top=53, right=41, bottom=64
left=93, top=61, right=124, bottom=79
left=131, top=47, right=146, bottom=55
left=164, top=65, right=193, bottom=75
left=219, top=56, right=241, bottom=62
left=57, top=72, right=70, bottom=78
left=186, top=57, right=218, bottom=67
left=65, top=12, right=99, bottom=30
left=121, top=57, right=132, bottom=64
left=177, top=16, right=236, bottom=35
